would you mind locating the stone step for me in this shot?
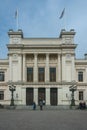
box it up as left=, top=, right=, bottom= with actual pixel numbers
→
left=3, top=105, right=78, bottom=110
left=15, top=105, right=70, bottom=110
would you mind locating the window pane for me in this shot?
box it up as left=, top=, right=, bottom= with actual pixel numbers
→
left=27, top=68, right=33, bottom=82
left=78, top=72, right=83, bottom=82
left=0, top=72, right=4, bottom=81
left=0, top=91, right=4, bottom=100
left=79, top=91, right=83, bottom=100
left=38, top=68, right=45, bottom=82
left=50, top=68, right=56, bottom=82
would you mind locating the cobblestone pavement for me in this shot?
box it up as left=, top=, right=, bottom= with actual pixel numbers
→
left=0, top=109, right=87, bottom=130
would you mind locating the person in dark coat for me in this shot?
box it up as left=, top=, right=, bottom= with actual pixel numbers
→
left=39, top=99, right=43, bottom=110
left=33, top=101, right=36, bottom=110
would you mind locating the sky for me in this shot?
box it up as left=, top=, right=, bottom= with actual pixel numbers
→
left=0, top=0, right=87, bottom=59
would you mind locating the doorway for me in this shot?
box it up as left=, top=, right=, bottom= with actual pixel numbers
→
left=50, top=88, right=57, bottom=105
left=26, top=88, right=33, bottom=105
left=38, top=88, right=45, bottom=105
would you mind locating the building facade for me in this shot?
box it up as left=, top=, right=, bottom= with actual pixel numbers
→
left=0, top=29, right=87, bottom=106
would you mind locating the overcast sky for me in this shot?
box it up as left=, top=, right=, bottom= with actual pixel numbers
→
left=0, top=0, right=87, bottom=59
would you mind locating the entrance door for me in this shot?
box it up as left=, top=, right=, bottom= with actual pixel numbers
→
left=38, top=88, right=45, bottom=105
left=50, top=88, right=57, bottom=106
left=26, top=88, right=33, bottom=105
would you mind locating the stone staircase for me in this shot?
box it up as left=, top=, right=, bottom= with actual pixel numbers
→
left=15, top=105, right=70, bottom=110
left=3, top=105, right=78, bottom=110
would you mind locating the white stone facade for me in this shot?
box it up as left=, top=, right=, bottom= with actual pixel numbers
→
left=0, top=29, right=87, bottom=106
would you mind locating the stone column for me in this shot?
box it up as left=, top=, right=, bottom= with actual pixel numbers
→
left=18, top=54, right=22, bottom=81
left=58, top=88, right=63, bottom=105
left=46, top=88, right=50, bottom=105
left=45, top=54, right=49, bottom=82
left=58, top=54, right=61, bottom=82
left=23, top=54, right=26, bottom=82
left=85, top=68, right=87, bottom=82
left=21, top=88, right=26, bottom=105
left=71, top=56, right=75, bottom=81
left=9, top=55, right=12, bottom=81
left=34, top=88, right=38, bottom=105
left=61, top=54, right=66, bottom=81
left=34, top=54, right=38, bottom=82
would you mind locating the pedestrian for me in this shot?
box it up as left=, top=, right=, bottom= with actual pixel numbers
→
left=39, top=100, right=43, bottom=110
left=33, top=101, right=36, bottom=110
left=43, top=100, right=45, bottom=105
left=83, top=102, right=86, bottom=109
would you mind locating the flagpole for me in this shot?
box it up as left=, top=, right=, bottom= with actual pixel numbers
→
left=64, top=9, right=66, bottom=30
left=17, top=9, right=19, bottom=30
left=15, top=9, right=19, bottom=31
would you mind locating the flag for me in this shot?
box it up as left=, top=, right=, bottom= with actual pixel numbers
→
left=15, top=9, right=18, bottom=19
left=15, top=9, right=19, bottom=30
left=59, top=8, right=65, bottom=19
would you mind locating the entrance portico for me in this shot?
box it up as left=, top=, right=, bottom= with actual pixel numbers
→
left=25, top=87, right=59, bottom=106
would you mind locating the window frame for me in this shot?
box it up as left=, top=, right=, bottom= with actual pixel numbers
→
left=38, top=67, right=45, bottom=82
left=50, top=67, right=56, bottom=82
left=79, top=91, right=84, bottom=100
left=0, top=71, right=5, bottom=82
left=27, top=67, right=33, bottom=82
left=0, top=91, right=4, bottom=100
left=78, top=71, right=83, bottom=82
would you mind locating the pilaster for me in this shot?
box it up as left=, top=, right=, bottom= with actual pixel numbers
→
left=46, top=88, right=50, bottom=105
left=23, top=54, right=26, bottom=82
left=18, top=54, right=22, bottom=81
left=9, top=55, right=12, bottom=81
left=34, top=88, right=38, bottom=105
left=45, top=54, right=49, bottom=82
left=34, top=54, right=38, bottom=82
left=57, top=54, right=61, bottom=82
left=62, top=54, right=66, bottom=81
left=71, top=56, right=75, bottom=81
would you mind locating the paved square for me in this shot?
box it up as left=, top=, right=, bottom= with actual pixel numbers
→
left=0, top=109, right=87, bottom=130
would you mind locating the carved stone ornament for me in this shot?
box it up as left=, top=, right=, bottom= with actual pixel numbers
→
left=66, top=54, right=71, bottom=59
left=13, top=54, right=18, bottom=59
left=13, top=38, right=19, bottom=44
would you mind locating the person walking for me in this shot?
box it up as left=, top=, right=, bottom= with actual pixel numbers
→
left=39, top=99, right=43, bottom=110
left=33, top=101, right=36, bottom=110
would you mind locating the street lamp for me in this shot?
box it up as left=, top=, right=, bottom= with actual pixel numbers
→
left=9, top=85, right=16, bottom=106
left=69, top=85, right=77, bottom=106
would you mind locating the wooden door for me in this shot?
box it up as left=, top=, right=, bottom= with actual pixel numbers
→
left=26, top=88, right=33, bottom=105
left=50, top=88, right=57, bottom=106
left=38, top=88, right=45, bottom=105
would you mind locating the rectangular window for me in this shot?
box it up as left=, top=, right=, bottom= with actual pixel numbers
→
left=27, top=68, right=33, bottom=82
left=38, top=68, right=45, bottom=82
left=78, top=72, right=83, bottom=82
left=50, top=67, right=56, bottom=82
left=79, top=91, right=83, bottom=100
left=0, top=91, right=4, bottom=100
left=0, top=72, right=4, bottom=81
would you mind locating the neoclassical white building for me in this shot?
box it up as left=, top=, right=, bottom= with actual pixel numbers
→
left=0, top=29, right=87, bottom=107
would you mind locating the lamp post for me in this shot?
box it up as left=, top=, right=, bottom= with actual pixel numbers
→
left=69, top=85, right=77, bottom=106
left=9, top=85, right=16, bottom=106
